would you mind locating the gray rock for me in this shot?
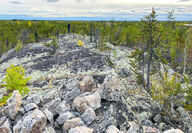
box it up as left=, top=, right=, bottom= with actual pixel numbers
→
left=120, top=121, right=139, bottom=133
left=42, top=89, right=59, bottom=104
left=63, top=87, right=81, bottom=102
left=63, top=118, right=85, bottom=132
left=43, top=109, right=53, bottom=124
left=142, top=126, right=161, bottom=133
left=42, top=126, right=56, bottom=133
left=141, top=120, right=154, bottom=127
left=0, top=119, right=12, bottom=133
left=27, top=94, right=43, bottom=105
left=5, top=90, right=22, bottom=120
left=44, top=98, right=61, bottom=116
left=119, top=68, right=130, bottom=77
left=69, top=126, right=93, bottom=133
left=78, top=76, right=96, bottom=93
left=24, top=103, right=38, bottom=112
left=158, top=122, right=166, bottom=131
left=163, top=129, right=184, bottom=133
left=176, top=106, right=192, bottom=131
left=101, top=76, right=122, bottom=102
left=56, top=111, right=75, bottom=125
left=0, top=117, right=7, bottom=127
left=73, top=91, right=101, bottom=114
left=13, top=109, right=47, bottom=133
left=135, top=112, right=153, bottom=121
left=56, top=100, right=71, bottom=115
left=106, top=125, right=122, bottom=133
left=19, top=107, right=25, bottom=114
left=153, top=114, right=162, bottom=123
left=81, top=107, right=96, bottom=126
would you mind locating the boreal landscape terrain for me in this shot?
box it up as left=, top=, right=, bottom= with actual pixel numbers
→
left=0, top=9, right=192, bottom=133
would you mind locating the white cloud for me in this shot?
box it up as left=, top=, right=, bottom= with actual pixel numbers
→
left=0, top=0, right=192, bottom=20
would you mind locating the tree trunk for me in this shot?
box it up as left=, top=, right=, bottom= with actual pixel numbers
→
left=183, top=27, right=191, bottom=75
left=146, top=37, right=153, bottom=93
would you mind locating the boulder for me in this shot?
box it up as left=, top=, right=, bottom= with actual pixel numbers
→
left=56, top=100, right=71, bottom=115
left=5, top=90, right=22, bottom=120
left=163, top=129, right=184, bottom=133
left=81, top=107, right=96, bottom=126
left=73, top=91, right=101, bottom=114
left=106, top=125, right=122, bottom=133
left=42, top=89, right=59, bottom=104
left=63, top=87, right=81, bottom=102
left=27, top=94, right=43, bottom=105
left=24, top=103, right=38, bottom=112
left=176, top=106, right=192, bottom=131
left=120, top=121, right=139, bottom=133
left=142, top=126, right=161, bottom=133
left=69, top=126, right=93, bottom=133
left=44, top=98, right=61, bottom=116
left=43, top=109, right=53, bottom=124
left=13, top=109, right=46, bottom=133
left=56, top=111, right=75, bottom=125
left=78, top=76, right=95, bottom=93
left=153, top=114, right=162, bottom=123
left=0, top=119, right=12, bottom=133
left=101, top=76, right=122, bottom=102
left=63, top=118, right=85, bottom=132
left=42, top=126, right=56, bottom=133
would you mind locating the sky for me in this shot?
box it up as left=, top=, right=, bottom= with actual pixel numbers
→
left=0, top=0, right=192, bottom=21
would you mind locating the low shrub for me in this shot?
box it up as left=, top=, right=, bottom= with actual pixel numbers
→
left=15, top=40, right=23, bottom=52
left=0, top=65, right=31, bottom=105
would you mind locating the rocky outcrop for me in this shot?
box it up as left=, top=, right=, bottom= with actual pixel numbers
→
left=5, top=90, right=22, bottom=120
left=0, top=34, right=190, bottom=133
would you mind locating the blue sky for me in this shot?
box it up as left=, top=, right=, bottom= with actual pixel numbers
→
left=0, top=0, right=192, bottom=21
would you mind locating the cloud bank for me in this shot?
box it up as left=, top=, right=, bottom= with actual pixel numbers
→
left=0, top=0, right=192, bottom=20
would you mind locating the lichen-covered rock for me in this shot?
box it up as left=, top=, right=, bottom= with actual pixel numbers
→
left=44, top=98, right=61, bottom=116
left=142, top=126, right=161, bottom=133
left=5, top=90, right=22, bottom=120
left=101, top=76, right=122, bottom=102
left=120, top=121, right=139, bottom=133
left=106, top=125, right=122, bottom=133
left=163, top=129, right=184, bottom=133
left=27, top=94, right=43, bottom=105
left=42, top=126, right=56, bottom=133
left=81, top=107, right=96, bottom=126
left=73, top=91, right=101, bottom=114
left=176, top=107, right=192, bottom=132
left=24, top=103, right=38, bottom=112
left=43, top=109, right=53, bottom=124
left=69, top=126, right=93, bottom=133
left=56, top=111, right=75, bottom=125
left=0, top=119, right=12, bottom=133
left=63, top=118, right=85, bottom=132
left=153, top=114, right=162, bottom=123
left=13, top=109, right=46, bottom=133
left=78, top=76, right=95, bottom=93
left=56, top=100, right=71, bottom=115
left=42, top=89, right=60, bottom=104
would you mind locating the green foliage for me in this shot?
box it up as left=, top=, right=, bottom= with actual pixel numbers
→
left=113, top=49, right=117, bottom=58
left=45, top=36, right=59, bottom=54
left=0, top=65, right=31, bottom=105
left=151, top=73, right=183, bottom=114
left=15, top=40, right=23, bottom=52
left=183, top=75, right=192, bottom=111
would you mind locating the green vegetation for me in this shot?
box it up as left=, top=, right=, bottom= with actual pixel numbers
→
left=152, top=72, right=192, bottom=114
left=15, top=40, right=23, bottom=52
left=45, top=36, right=59, bottom=54
left=0, top=65, right=31, bottom=105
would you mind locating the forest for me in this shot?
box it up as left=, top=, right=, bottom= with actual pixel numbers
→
left=0, top=9, right=192, bottom=132
left=0, top=14, right=192, bottom=75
